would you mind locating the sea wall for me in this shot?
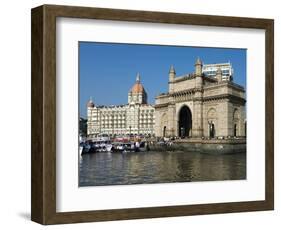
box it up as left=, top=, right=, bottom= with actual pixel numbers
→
left=150, top=139, right=246, bottom=155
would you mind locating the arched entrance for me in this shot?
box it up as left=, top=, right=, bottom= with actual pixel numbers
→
left=178, top=105, right=192, bottom=138
left=209, top=122, right=215, bottom=138
left=163, top=126, right=166, bottom=137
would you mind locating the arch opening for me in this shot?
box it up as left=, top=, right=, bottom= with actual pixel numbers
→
left=178, top=105, right=192, bottom=138
left=163, top=126, right=166, bottom=137
left=209, top=122, right=215, bottom=138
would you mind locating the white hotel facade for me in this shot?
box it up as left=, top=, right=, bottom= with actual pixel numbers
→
left=87, top=74, right=155, bottom=137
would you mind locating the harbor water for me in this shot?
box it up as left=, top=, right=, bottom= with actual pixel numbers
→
left=79, top=151, right=246, bottom=186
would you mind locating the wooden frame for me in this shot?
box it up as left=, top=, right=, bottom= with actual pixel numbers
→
left=31, top=4, right=274, bottom=225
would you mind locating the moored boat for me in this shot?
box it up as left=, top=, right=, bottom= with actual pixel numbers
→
left=106, top=144, right=113, bottom=152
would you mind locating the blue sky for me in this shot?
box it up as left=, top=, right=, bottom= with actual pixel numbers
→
left=79, top=42, right=246, bottom=118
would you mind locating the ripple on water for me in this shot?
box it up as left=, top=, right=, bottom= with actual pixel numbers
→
left=79, top=151, right=246, bottom=187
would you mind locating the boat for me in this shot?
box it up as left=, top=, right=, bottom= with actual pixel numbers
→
left=110, top=141, right=149, bottom=153
left=106, top=144, right=113, bottom=152
left=80, top=142, right=93, bottom=154
left=110, top=142, right=125, bottom=153
left=91, top=140, right=111, bottom=152
left=80, top=138, right=115, bottom=154
left=135, top=141, right=149, bottom=152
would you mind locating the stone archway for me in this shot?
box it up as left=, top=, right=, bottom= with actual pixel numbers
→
left=178, top=105, right=192, bottom=138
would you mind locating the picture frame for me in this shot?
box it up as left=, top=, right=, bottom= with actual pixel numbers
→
left=31, top=4, right=274, bottom=225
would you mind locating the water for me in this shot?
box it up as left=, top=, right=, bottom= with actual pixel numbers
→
left=79, top=151, right=246, bottom=187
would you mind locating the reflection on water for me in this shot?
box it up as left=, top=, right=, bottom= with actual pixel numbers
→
left=79, top=151, right=246, bottom=187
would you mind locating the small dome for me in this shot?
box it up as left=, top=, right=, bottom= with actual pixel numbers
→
left=130, top=82, right=145, bottom=93
left=130, top=73, right=146, bottom=94
left=87, top=99, right=94, bottom=107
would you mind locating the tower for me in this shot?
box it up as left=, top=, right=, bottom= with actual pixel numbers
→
left=86, top=97, right=96, bottom=137
left=168, top=65, right=176, bottom=93
left=195, top=58, right=203, bottom=88
left=128, top=73, right=147, bottom=104
left=193, top=58, right=203, bottom=137
left=195, top=57, right=203, bottom=76
left=87, top=97, right=94, bottom=108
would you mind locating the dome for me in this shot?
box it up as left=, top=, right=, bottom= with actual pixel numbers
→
left=87, top=99, right=94, bottom=107
left=130, top=82, right=145, bottom=94
left=128, top=73, right=148, bottom=104
left=130, top=73, right=146, bottom=94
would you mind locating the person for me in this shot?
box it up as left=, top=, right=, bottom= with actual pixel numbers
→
left=135, top=141, right=140, bottom=152
left=131, top=142, right=135, bottom=151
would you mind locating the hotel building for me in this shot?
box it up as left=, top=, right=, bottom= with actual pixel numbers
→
left=87, top=74, right=155, bottom=137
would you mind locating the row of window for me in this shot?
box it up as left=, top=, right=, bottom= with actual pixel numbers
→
left=203, top=70, right=230, bottom=76
left=95, top=125, right=154, bottom=129
left=90, top=110, right=154, bottom=114
left=95, top=120, right=154, bottom=124
left=91, top=117, right=154, bottom=122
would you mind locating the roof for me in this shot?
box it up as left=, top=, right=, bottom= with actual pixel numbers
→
left=130, top=73, right=146, bottom=94
left=130, top=82, right=146, bottom=94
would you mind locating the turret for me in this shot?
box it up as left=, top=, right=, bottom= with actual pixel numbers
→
left=128, top=73, right=147, bottom=104
left=216, top=67, right=223, bottom=82
left=169, top=65, right=176, bottom=82
left=87, top=97, right=94, bottom=108
left=194, top=57, right=202, bottom=76
left=169, top=65, right=176, bottom=93
left=195, top=58, right=203, bottom=88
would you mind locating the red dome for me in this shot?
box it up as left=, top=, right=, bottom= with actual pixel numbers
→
left=130, top=73, right=146, bottom=94
left=130, top=82, right=145, bottom=94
